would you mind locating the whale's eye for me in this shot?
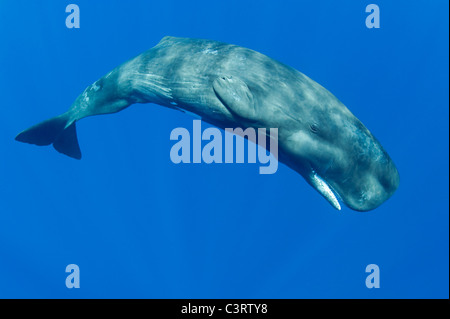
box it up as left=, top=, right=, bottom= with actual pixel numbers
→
left=310, top=123, right=319, bottom=133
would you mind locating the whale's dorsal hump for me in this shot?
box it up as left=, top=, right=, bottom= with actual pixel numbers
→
left=213, top=75, right=258, bottom=121
left=157, top=36, right=178, bottom=46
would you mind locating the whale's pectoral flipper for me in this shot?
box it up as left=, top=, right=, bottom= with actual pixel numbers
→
left=213, top=75, right=258, bottom=121
left=15, top=112, right=82, bottom=159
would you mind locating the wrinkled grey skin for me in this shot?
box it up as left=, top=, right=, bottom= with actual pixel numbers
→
left=53, top=36, right=401, bottom=211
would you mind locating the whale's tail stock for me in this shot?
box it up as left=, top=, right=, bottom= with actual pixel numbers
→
left=15, top=112, right=81, bottom=159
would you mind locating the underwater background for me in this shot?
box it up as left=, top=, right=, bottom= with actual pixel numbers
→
left=0, top=0, right=448, bottom=298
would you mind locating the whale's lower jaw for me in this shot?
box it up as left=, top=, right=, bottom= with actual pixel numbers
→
left=308, top=171, right=341, bottom=211
left=301, top=161, right=399, bottom=212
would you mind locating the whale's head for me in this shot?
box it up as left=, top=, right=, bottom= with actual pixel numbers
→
left=285, top=101, right=400, bottom=212
left=334, top=118, right=399, bottom=212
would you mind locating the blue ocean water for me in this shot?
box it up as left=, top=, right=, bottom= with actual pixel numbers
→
left=0, top=0, right=448, bottom=298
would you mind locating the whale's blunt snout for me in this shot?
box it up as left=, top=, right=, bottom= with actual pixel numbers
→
left=379, top=158, right=400, bottom=197
left=333, top=147, right=400, bottom=212
left=372, top=155, right=400, bottom=208
left=355, top=163, right=399, bottom=212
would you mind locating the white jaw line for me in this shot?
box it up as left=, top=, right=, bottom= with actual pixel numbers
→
left=310, top=171, right=341, bottom=211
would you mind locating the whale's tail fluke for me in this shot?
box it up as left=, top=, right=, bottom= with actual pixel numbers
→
left=15, top=112, right=82, bottom=159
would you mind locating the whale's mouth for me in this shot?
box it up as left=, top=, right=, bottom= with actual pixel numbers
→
left=309, top=170, right=341, bottom=211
